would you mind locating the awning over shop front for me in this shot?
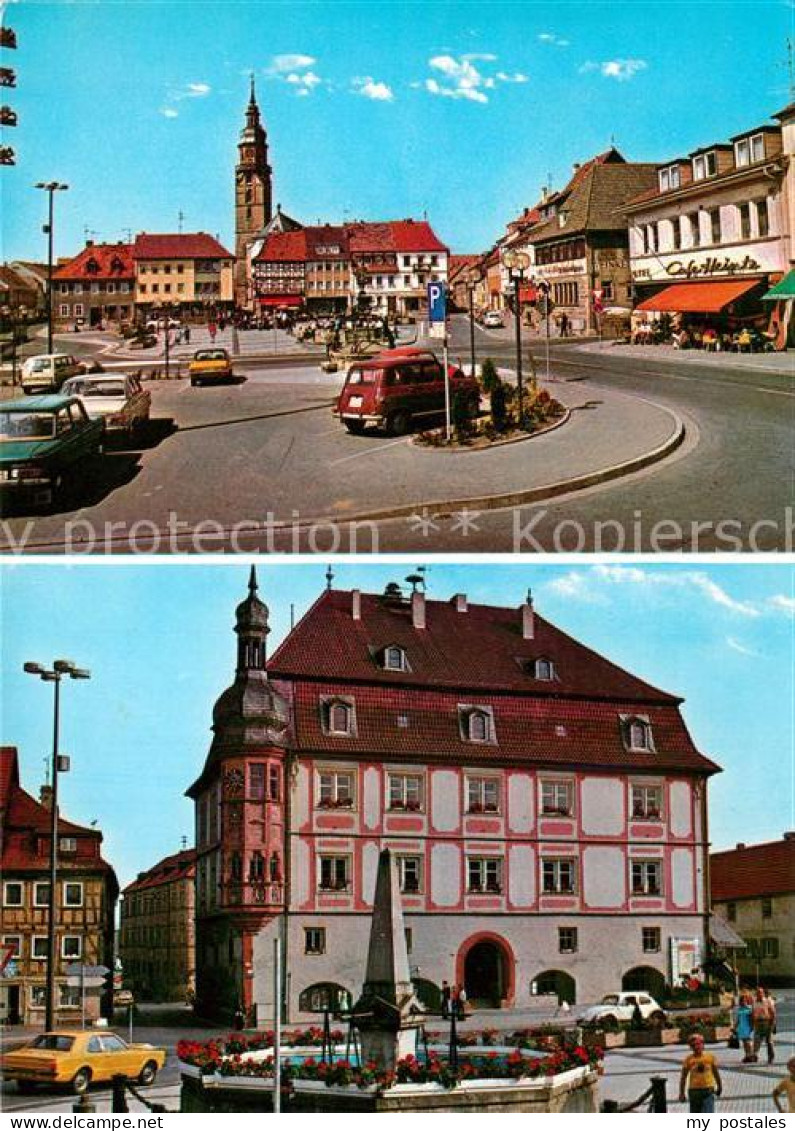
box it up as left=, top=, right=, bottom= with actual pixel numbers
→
left=709, top=915, right=747, bottom=951
left=636, top=278, right=762, bottom=313
left=762, top=269, right=795, bottom=300
left=258, top=295, right=303, bottom=308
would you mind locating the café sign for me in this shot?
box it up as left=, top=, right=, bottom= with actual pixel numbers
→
left=666, top=254, right=760, bottom=279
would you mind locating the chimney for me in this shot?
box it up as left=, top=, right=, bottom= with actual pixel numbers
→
left=783, top=832, right=795, bottom=841
left=40, top=784, right=53, bottom=810
left=352, top=589, right=361, bottom=621
left=411, top=590, right=426, bottom=630
left=573, top=162, right=581, bottom=173
left=453, top=593, right=467, bottom=613
left=521, top=591, right=535, bottom=640
left=736, top=842, right=746, bottom=850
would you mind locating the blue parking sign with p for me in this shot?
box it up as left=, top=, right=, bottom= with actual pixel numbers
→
left=428, top=281, right=447, bottom=323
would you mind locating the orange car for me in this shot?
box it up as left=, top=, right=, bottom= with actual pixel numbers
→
left=1, top=1030, right=166, bottom=1094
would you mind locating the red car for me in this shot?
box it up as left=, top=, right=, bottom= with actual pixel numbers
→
left=334, top=347, right=480, bottom=435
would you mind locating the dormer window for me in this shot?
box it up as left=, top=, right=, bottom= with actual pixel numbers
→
left=622, top=715, right=655, bottom=752
left=85, top=258, right=99, bottom=275
left=383, top=645, right=408, bottom=672
left=321, top=696, right=357, bottom=737
left=693, top=151, right=717, bottom=181
left=460, top=705, right=495, bottom=743
left=658, top=165, right=681, bottom=193
left=532, top=657, right=555, bottom=681
left=735, top=133, right=764, bottom=168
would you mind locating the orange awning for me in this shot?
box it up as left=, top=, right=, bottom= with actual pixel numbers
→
left=636, top=278, right=762, bottom=313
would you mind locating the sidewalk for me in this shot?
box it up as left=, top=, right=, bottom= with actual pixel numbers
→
left=576, top=339, right=795, bottom=375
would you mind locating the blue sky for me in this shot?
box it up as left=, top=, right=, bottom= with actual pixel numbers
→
left=2, top=561, right=793, bottom=889
left=3, top=0, right=792, bottom=261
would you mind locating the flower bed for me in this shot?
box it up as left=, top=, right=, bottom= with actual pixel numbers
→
left=176, top=1028, right=345, bottom=1075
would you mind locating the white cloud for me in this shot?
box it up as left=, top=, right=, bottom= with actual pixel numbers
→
left=352, top=76, right=394, bottom=102
left=270, top=53, right=316, bottom=73
left=285, top=70, right=322, bottom=94
left=538, top=32, right=570, bottom=47
left=545, top=571, right=607, bottom=604
left=579, top=58, right=648, bottom=81
left=160, top=107, right=179, bottom=119
left=726, top=637, right=760, bottom=657
left=769, top=594, right=795, bottom=616
left=424, top=54, right=491, bottom=102
left=545, top=566, right=760, bottom=618
left=185, top=82, right=211, bottom=97
left=496, top=71, right=529, bottom=84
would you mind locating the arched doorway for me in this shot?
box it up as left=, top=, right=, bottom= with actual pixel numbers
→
left=622, top=966, right=666, bottom=999
left=531, top=969, right=577, bottom=1005
left=458, top=934, right=515, bottom=1007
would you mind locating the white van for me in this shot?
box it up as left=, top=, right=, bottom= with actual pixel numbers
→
left=20, top=353, right=83, bottom=394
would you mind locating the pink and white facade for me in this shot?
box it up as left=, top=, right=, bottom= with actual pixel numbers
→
left=187, top=575, right=719, bottom=1024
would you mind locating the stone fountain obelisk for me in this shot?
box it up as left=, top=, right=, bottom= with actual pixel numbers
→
left=351, top=847, right=424, bottom=1071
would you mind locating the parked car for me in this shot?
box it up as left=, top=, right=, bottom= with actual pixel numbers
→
left=0, top=1030, right=166, bottom=1094
left=577, top=992, right=666, bottom=1030
left=61, top=373, right=151, bottom=439
left=145, top=316, right=181, bottom=332
left=20, top=353, right=82, bottom=394
left=334, top=346, right=480, bottom=435
left=482, top=310, right=504, bottom=329
left=188, top=347, right=234, bottom=386
left=0, top=395, right=105, bottom=507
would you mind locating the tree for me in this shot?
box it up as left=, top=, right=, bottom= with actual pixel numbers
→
left=490, top=379, right=508, bottom=433
left=452, top=389, right=472, bottom=439
left=480, top=357, right=499, bottom=393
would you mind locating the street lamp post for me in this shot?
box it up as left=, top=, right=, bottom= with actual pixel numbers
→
left=34, top=181, right=69, bottom=355
left=501, top=250, right=531, bottom=426
left=23, top=659, right=91, bottom=1031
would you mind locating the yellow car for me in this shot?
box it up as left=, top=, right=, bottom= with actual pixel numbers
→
left=188, top=347, right=234, bottom=386
left=1, top=1030, right=166, bottom=1094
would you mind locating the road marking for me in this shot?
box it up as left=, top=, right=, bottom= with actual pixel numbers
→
left=330, top=437, right=409, bottom=465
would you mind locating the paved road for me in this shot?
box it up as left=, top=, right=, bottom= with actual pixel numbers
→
left=1, top=319, right=791, bottom=552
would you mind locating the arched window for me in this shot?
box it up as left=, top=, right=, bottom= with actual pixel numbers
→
left=269, top=852, right=281, bottom=882
left=531, top=970, right=577, bottom=1005
left=327, top=701, right=354, bottom=735
left=463, top=708, right=492, bottom=743
left=249, top=851, right=265, bottom=881
left=534, top=658, right=555, bottom=681
left=383, top=645, right=408, bottom=672
left=626, top=717, right=654, bottom=752
left=298, top=982, right=352, bottom=1013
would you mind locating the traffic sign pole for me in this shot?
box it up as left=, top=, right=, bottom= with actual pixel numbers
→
left=427, top=281, right=450, bottom=440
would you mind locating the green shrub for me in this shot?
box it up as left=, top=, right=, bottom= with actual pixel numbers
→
left=452, top=389, right=473, bottom=438
left=480, top=357, right=499, bottom=393
left=490, top=379, right=508, bottom=432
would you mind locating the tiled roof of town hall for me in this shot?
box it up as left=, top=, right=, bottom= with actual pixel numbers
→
left=269, top=589, right=682, bottom=702
left=53, top=243, right=134, bottom=281
left=123, top=848, right=196, bottom=895
left=133, top=232, right=234, bottom=259
left=388, top=220, right=448, bottom=253
left=711, top=835, right=795, bottom=901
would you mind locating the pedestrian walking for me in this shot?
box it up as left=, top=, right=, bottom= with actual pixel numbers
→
left=731, top=990, right=754, bottom=1062
left=752, top=987, right=776, bottom=1064
left=441, top=980, right=451, bottom=1019
left=559, top=312, right=569, bottom=337
left=208, top=321, right=217, bottom=342
left=679, top=1035, right=722, bottom=1113
left=773, top=1056, right=795, bottom=1112
left=457, top=985, right=468, bottom=1018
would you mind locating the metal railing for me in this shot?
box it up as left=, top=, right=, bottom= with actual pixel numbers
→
left=601, top=1075, right=668, bottom=1113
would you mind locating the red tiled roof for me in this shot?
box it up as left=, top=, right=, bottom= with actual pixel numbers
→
left=53, top=243, right=134, bottom=281
left=133, top=232, right=233, bottom=260
left=123, top=848, right=196, bottom=895
left=254, top=229, right=308, bottom=263
left=267, top=591, right=719, bottom=774
left=711, top=836, right=795, bottom=901
left=347, top=222, right=394, bottom=255
left=389, top=220, right=448, bottom=253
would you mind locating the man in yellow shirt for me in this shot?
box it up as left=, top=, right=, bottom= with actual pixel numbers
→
left=679, top=1034, right=723, bottom=1113
left=773, top=1057, right=795, bottom=1112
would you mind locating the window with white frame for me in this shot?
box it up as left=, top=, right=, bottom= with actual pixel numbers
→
left=2, top=935, right=21, bottom=958
left=59, top=984, right=81, bottom=1007
left=34, top=882, right=51, bottom=907
left=318, top=855, right=351, bottom=892
left=642, top=926, right=661, bottom=952
left=542, top=858, right=576, bottom=894
left=531, top=657, right=555, bottom=681
left=631, top=860, right=663, bottom=896
left=3, top=881, right=23, bottom=907
left=631, top=784, right=663, bottom=820
left=383, top=645, right=408, bottom=672
left=735, top=133, right=764, bottom=167
left=59, top=837, right=77, bottom=854
left=318, top=769, right=355, bottom=809
left=59, top=304, right=69, bottom=316
left=738, top=202, right=752, bottom=241
left=30, top=985, right=47, bottom=1008
left=63, top=882, right=83, bottom=908
left=323, top=698, right=355, bottom=736
left=305, top=927, right=326, bottom=954
left=397, top=855, right=422, bottom=893
left=32, top=936, right=48, bottom=959
left=693, top=151, right=717, bottom=180
left=658, top=165, right=681, bottom=193
left=387, top=773, right=423, bottom=811
left=61, top=935, right=82, bottom=959
left=467, top=857, right=503, bottom=894
left=466, top=776, right=500, bottom=814
left=461, top=706, right=494, bottom=743
left=755, top=198, right=770, bottom=239
left=541, top=780, right=574, bottom=817
left=689, top=213, right=701, bottom=247
left=623, top=716, right=655, bottom=752
left=559, top=926, right=578, bottom=953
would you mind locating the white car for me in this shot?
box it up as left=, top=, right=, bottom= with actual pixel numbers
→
left=577, top=992, right=666, bottom=1030
left=61, top=373, right=151, bottom=438
left=482, top=310, right=504, bottom=329
left=20, top=353, right=82, bottom=394
left=145, top=317, right=181, bottom=332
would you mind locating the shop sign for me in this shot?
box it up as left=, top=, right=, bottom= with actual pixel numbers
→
left=666, top=255, right=761, bottom=279
left=534, top=259, right=587, bottom=279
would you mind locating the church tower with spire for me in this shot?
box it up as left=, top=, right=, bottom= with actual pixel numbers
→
left=234, top=78, right=272, bottom=307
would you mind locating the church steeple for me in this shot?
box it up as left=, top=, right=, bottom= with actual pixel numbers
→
left=235, top=79, right=272, bottom=307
